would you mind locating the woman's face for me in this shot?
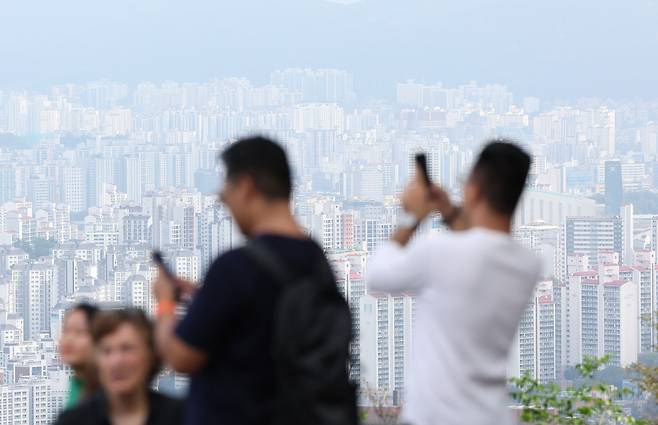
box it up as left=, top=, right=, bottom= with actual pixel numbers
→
left=96, top=323, right=152, bottom=397
left=59, top=310, right=93, bottom=369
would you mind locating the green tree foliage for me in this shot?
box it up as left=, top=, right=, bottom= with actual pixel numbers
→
left=60, top=134, right=89, bottom=148
left=510, top=355, right=646, bottom=424
left=13, top=238, right=58, bottom=259
left=624, top=192, right=658, bottom=215
left=633, top=349, right=658, bottom=424
left=0, top=133, right=32, bottom=150
left=591, top=191, right=658, bottom=215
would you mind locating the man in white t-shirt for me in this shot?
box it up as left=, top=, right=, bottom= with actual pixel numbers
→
left=367, top=140, right=541, bottom=425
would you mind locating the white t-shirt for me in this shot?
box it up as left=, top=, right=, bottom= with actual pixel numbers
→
left=366, top=227, right=541, bottom=425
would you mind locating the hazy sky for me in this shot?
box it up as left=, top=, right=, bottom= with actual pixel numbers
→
left=1, top=0, right=657, bottom=99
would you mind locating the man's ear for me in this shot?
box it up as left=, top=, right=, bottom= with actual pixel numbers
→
left=471, top=180, right=483, bottom=203
left=464, top=178, right=482, bottom=208
left=239, top=175, right=258, bottom=201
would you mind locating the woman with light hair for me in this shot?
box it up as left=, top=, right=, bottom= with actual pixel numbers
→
left=55, top=308, right=183, bottom=425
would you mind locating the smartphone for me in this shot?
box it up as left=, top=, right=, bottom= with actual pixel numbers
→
left=415, top=153, right=432, bottom=187
left=152, top=250, right=181, bottom=301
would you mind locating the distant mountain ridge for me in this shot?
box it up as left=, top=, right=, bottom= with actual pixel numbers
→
left=0, top=0, right=656, bottom=99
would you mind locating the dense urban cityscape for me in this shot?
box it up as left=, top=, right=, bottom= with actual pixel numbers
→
left=1, top=68, right=658, bottom=422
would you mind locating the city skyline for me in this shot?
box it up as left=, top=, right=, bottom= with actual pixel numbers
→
left=1, top=67, right=657, bottom=420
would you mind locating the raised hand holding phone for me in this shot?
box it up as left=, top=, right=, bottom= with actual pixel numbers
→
left=152, top=251, right=173, bottom=277
left=412, top=152, right=460, bottom=225
left=152, top=251, right=183, bottom=303
left=400, top=154, right=437, bottom=223
left=414, top=153, right=433, bottom=188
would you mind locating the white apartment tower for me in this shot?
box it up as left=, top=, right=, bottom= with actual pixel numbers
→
left=508, top=280, right=557, bottom=383
left=567, top=260, right=638, bottom=367
left=360, top=292, right=414, bottom=402
left=23, top=264, right=55, bottom=340
left=330, top=252, right=368, bottom=384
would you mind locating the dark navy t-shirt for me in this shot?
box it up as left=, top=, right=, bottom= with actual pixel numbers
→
left=175, top=234, right=324, bottom=425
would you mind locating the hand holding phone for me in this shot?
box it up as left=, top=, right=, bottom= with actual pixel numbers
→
left=415, top=153, right=432, bottom=187
left=152, top=250, right=182, bottom=302
left=412, top=153, right=462, bottom=228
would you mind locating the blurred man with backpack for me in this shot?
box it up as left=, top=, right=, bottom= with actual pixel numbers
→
left=153, top=136, right=356, bottom=425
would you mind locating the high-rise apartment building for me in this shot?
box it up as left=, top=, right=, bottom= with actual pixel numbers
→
left=508, top=281, right=557, bottom=383
left=565, top=217, right=623, bottom=266
left=271, top=68, right=355, bottom=104
left=516, top=190, right=598, bottom=227
left=567, top=260, right=638, bottom=367
left=330, top=252, right=368, bottom=384
left=23, top=263, right=55, bottom=340
left=621, top=250, right=656, bottom=352
left=0, top=384, right=30, bottom=425
left=515, top=222, right=562, bottom=280
left=360, top=292, right=414, bottom=402
left=122, top=212, right=152, bottom=245
left=61, top=167, right=87, bottom=214
left=604, top=160, right=623, bottom=216
left=172, top=250, right=200, bottom=282
left=0, top=165, right=16, bottom=204
left=651, top=216, right=658, bottom=254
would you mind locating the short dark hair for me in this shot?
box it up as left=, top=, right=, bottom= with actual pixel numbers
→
left=67, top=303, right=101, bottom=396
left=221, top=136, right=292, bottom=200
left=92, top=308, right=160, bottom=382
left=69, top=302, right=99, bottom=326
left=470, top=140, right=531, bottom=215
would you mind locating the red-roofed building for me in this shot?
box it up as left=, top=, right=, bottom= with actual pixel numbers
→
left=635, top=250, right=656, bottom=268
left=349, top=271, right=362, bottom=280
left=328, top=251, right=369, bottom=383
left=572, top=270, right=598, bottom=277
left=567, top=267, right=638, bottom=368
left=580, top=278, right=599, bottom=285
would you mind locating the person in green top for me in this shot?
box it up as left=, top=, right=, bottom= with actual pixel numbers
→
left=59, top=303, right=100, bottom=409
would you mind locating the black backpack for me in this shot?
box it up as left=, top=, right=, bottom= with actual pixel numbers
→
left=245, top=240, right=358, bottom=425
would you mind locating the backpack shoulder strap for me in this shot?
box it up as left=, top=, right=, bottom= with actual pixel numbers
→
left=244, top=239, right=293, bottom=285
